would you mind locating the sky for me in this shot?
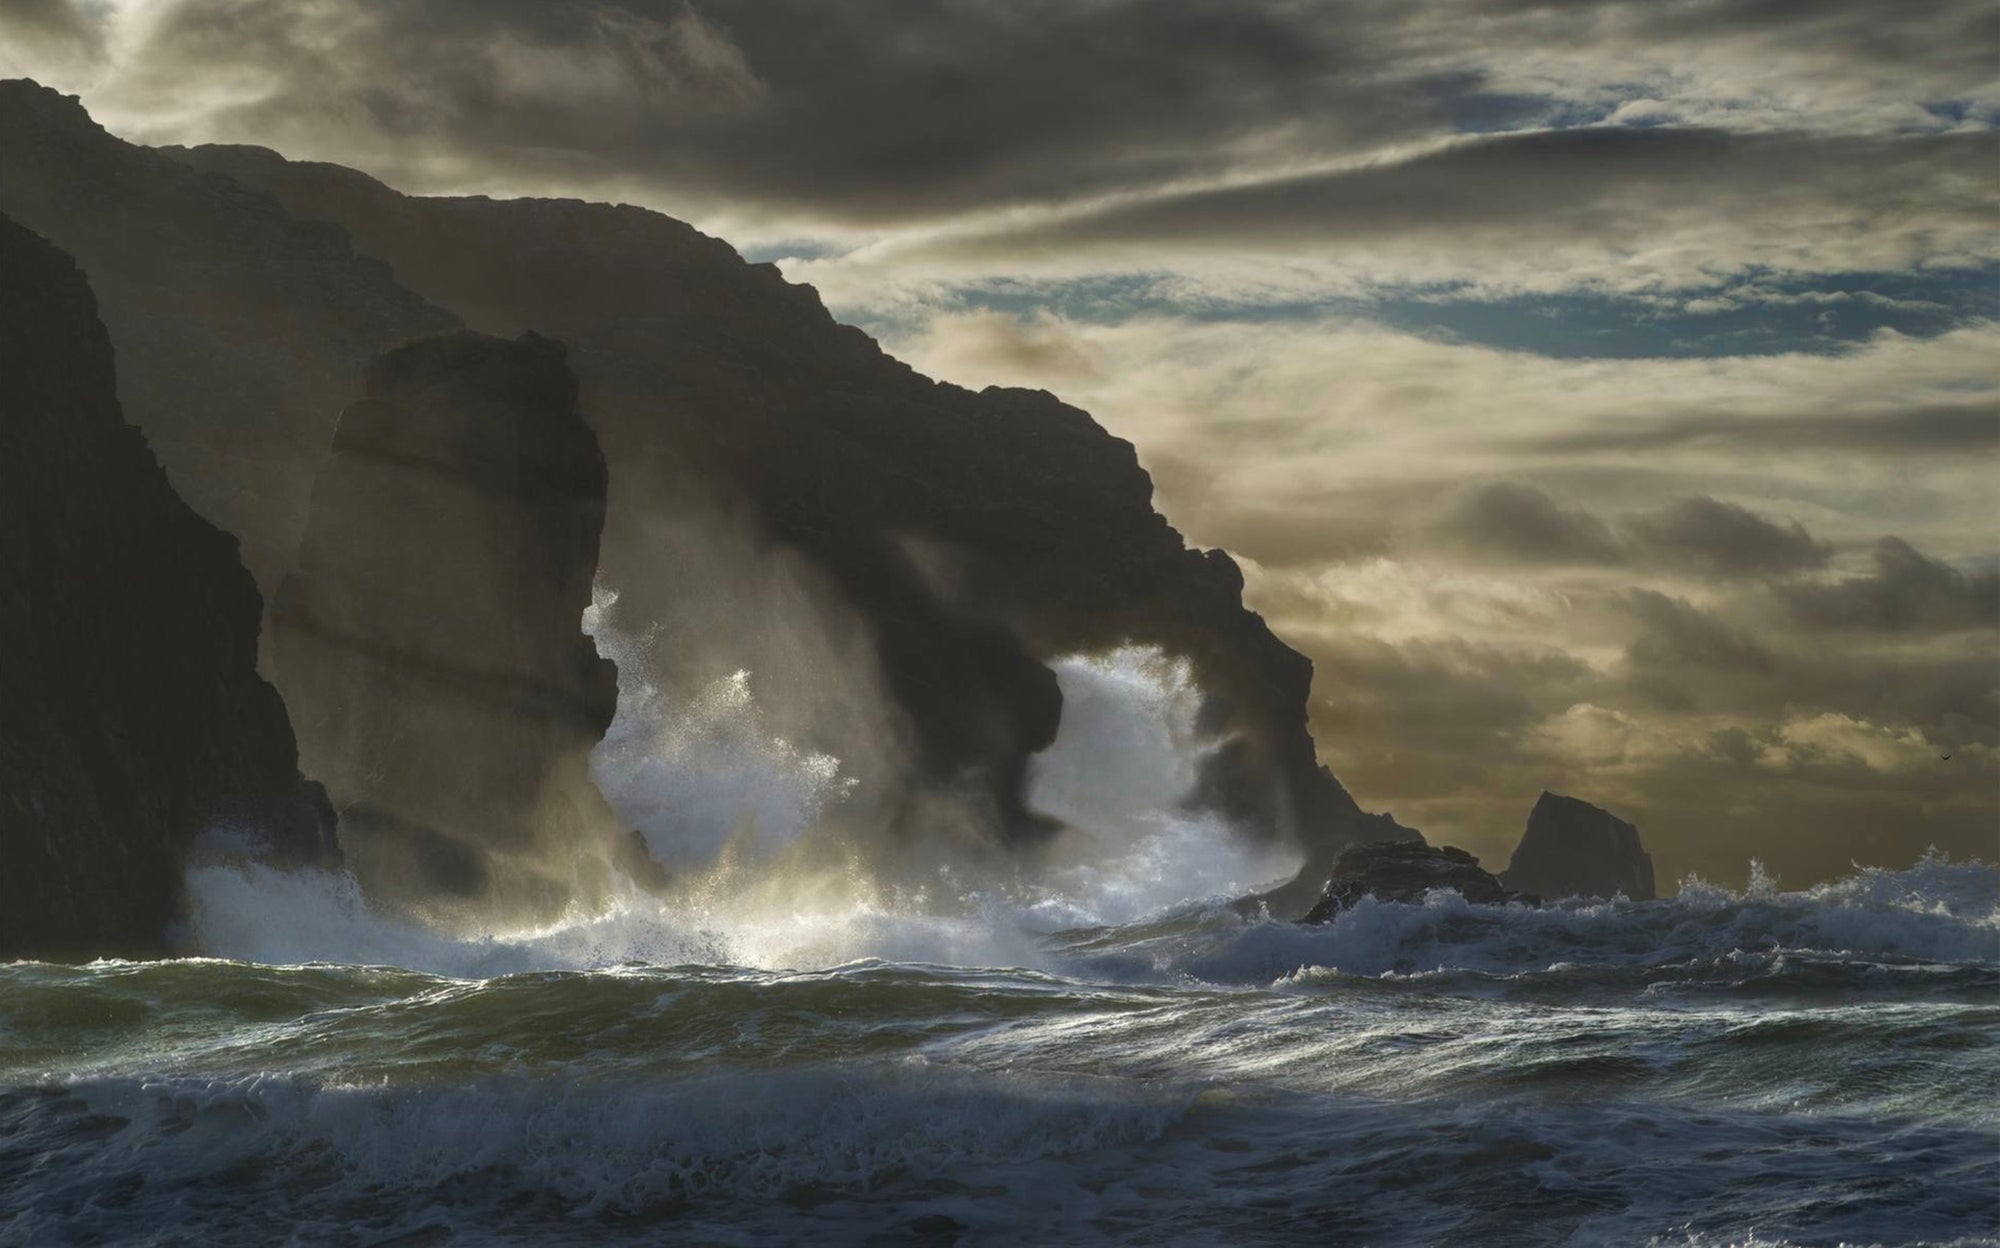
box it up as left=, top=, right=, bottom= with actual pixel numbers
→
left=4, top=0, right=1996, bottom=885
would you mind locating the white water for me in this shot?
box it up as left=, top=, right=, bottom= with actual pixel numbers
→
left=185, top=637, right=1297, bottom=976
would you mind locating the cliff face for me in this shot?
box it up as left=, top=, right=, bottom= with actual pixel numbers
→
left=271, top=332, right=648, bottom=922
left=0, top=211, right=335, bottom=959
left=1502, top=792, right=1657, bottom=902
left=169, top=141, right=1407, bottom=875
left=0, top=81, right=458, bottom=593
left=0, top=78, right=1414, bottom=905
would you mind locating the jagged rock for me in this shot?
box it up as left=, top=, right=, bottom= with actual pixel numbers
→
left=270, top=331, right=652, bottom=921
left=0, top=210, right=335, bottom=959
left=1501, top=792, right=1657, bottom=901
left=1300, top=841, right=1521, bottom=923
left=0, top=79, right=1414, bottom=886
left=162, top=139, right=1395, bottom=861
left=0, top=80, right=456, bottom=594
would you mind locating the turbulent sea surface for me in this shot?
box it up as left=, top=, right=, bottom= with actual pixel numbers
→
left=3, top=653, right=1996, bottom=1246
left=3, top=856, right=1996, bottom=1247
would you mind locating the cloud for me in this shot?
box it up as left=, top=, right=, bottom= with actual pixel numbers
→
left=1534, top=400, right=2000, bottom=455
left=1780, top=537, right=2000, bottom=632
left=10, top=0, right=1993, bottom=276
left=1622, top=496, right=1829, bottom=576
left=1434, top=481, right=1624, bottom=565
left=0, top=0, right=104, bottom=69
left=908, top=127, right=1999, bottom=290
left=2, top=0, right=1992, bottom=886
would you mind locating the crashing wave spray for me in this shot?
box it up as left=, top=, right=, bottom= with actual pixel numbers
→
left=186, top=603, right=1294, bottom=972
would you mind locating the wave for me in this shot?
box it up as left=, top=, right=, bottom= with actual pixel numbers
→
left=1070, top=851, right=1999, bottom=991
left=4, top=1062, right=1992, bottom=1248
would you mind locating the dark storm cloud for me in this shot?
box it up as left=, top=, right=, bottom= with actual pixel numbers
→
left=1534, top=401, right=2000, bottom=456
left=113, top=0, right=1433, bottom=223
left=0, top=0, right=101, bottom=53
left=41, top=0, right=1995, bottom=245
left=1779, top=537, right=2000, bottom=632
left=1623, top=589, right=1778, bottom=683
left=1622, top=496, right=1829, bottom=577
left=1434, top=481, right=1624, bottom=565
left=1431, top=483, right=1829, bottom=577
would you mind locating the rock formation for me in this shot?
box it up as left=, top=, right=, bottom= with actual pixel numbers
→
left=1300, top=842, right=1521, bottom=923
left=271, top=332, right=652, bottom=922
left=0, top=79, right=1418, bottom=905
left=1501, top=792, right=1657, bottom=901
left=0, top=80, right=456, bottom=593
left=166, top=140, right=1409, bottom=868
left=0, top=210, right=335, bottom=959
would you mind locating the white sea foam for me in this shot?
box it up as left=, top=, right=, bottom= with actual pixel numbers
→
left=189, top=637, right=1296, bottom=977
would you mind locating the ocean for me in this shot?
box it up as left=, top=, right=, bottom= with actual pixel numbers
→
left=2, top=652, right=1994, bottom=1246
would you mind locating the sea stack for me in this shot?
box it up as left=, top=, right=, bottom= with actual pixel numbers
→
left=1501, top=792, right=1657, bottom=902
left=0, top=211, right=335, bottom=959
left=269, top=331, right=648, bottom=923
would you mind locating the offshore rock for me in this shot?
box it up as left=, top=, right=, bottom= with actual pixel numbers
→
left=270, top=331, right=651, bottom=921
left=1502, top=791, right=1657, bottom=902
left=1300, top=842, right=1520, bottom=924
left=0, top=211, right=335, bottom=959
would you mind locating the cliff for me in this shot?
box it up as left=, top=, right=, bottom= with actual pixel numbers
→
left=0, top=80, right=457, bottom=593
left=0, top=78, right=1414, bottom=904
left=169, top=140, right=1409, bottom=874
left=1502, top=792, right=1658, bottom=902
left=0, top=210, right=335, bottom=959
left=271, top=332, right=651, bottom=922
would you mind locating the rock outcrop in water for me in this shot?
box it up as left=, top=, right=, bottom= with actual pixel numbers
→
left=271, top=331, right=652, bottom=920
left=1299, top=841, right=1521, bottom=923
left=1501, top=792, right=1657, bottom=902
left=0, top=211, right=335, bottom=959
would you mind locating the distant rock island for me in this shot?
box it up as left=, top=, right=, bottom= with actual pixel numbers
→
left=1297, top=792, right=1657, bottom=920
left=1503, top=792, right=1657, bottom=902
left=1300, top=842, right=1520, bottom=923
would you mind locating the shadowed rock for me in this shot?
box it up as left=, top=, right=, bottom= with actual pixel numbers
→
left=0, top=79, right=1419, bottom=893
left=1501, top=792, right=1657, bottom=902
left=0, top=210, right=335, bottom=959
left=270, top=331, right=652, bottom=922
left=0, top=79, right=455, bottom=595
left=1300, top=842, right=1520, bottom=924
left=162, top=139, right=1403, bottom=865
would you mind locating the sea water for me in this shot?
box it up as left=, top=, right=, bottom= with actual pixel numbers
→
left=1, top=651, right=1994, bottom=1246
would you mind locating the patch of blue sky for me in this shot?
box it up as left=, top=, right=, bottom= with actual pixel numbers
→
left=844, top=264, right=1997, bottom=361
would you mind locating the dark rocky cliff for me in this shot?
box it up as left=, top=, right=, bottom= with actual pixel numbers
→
left=1502, top=792, right=1657, bottom=902
left=0, top=211, right=334, bottom=959
left=272, top=332, right=652, bottom=922
left=0, top=78, right=1416, bottom=908
left=168, top=141, right=1415, bottom=881
left=0, top=80, right=458, bottom=594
